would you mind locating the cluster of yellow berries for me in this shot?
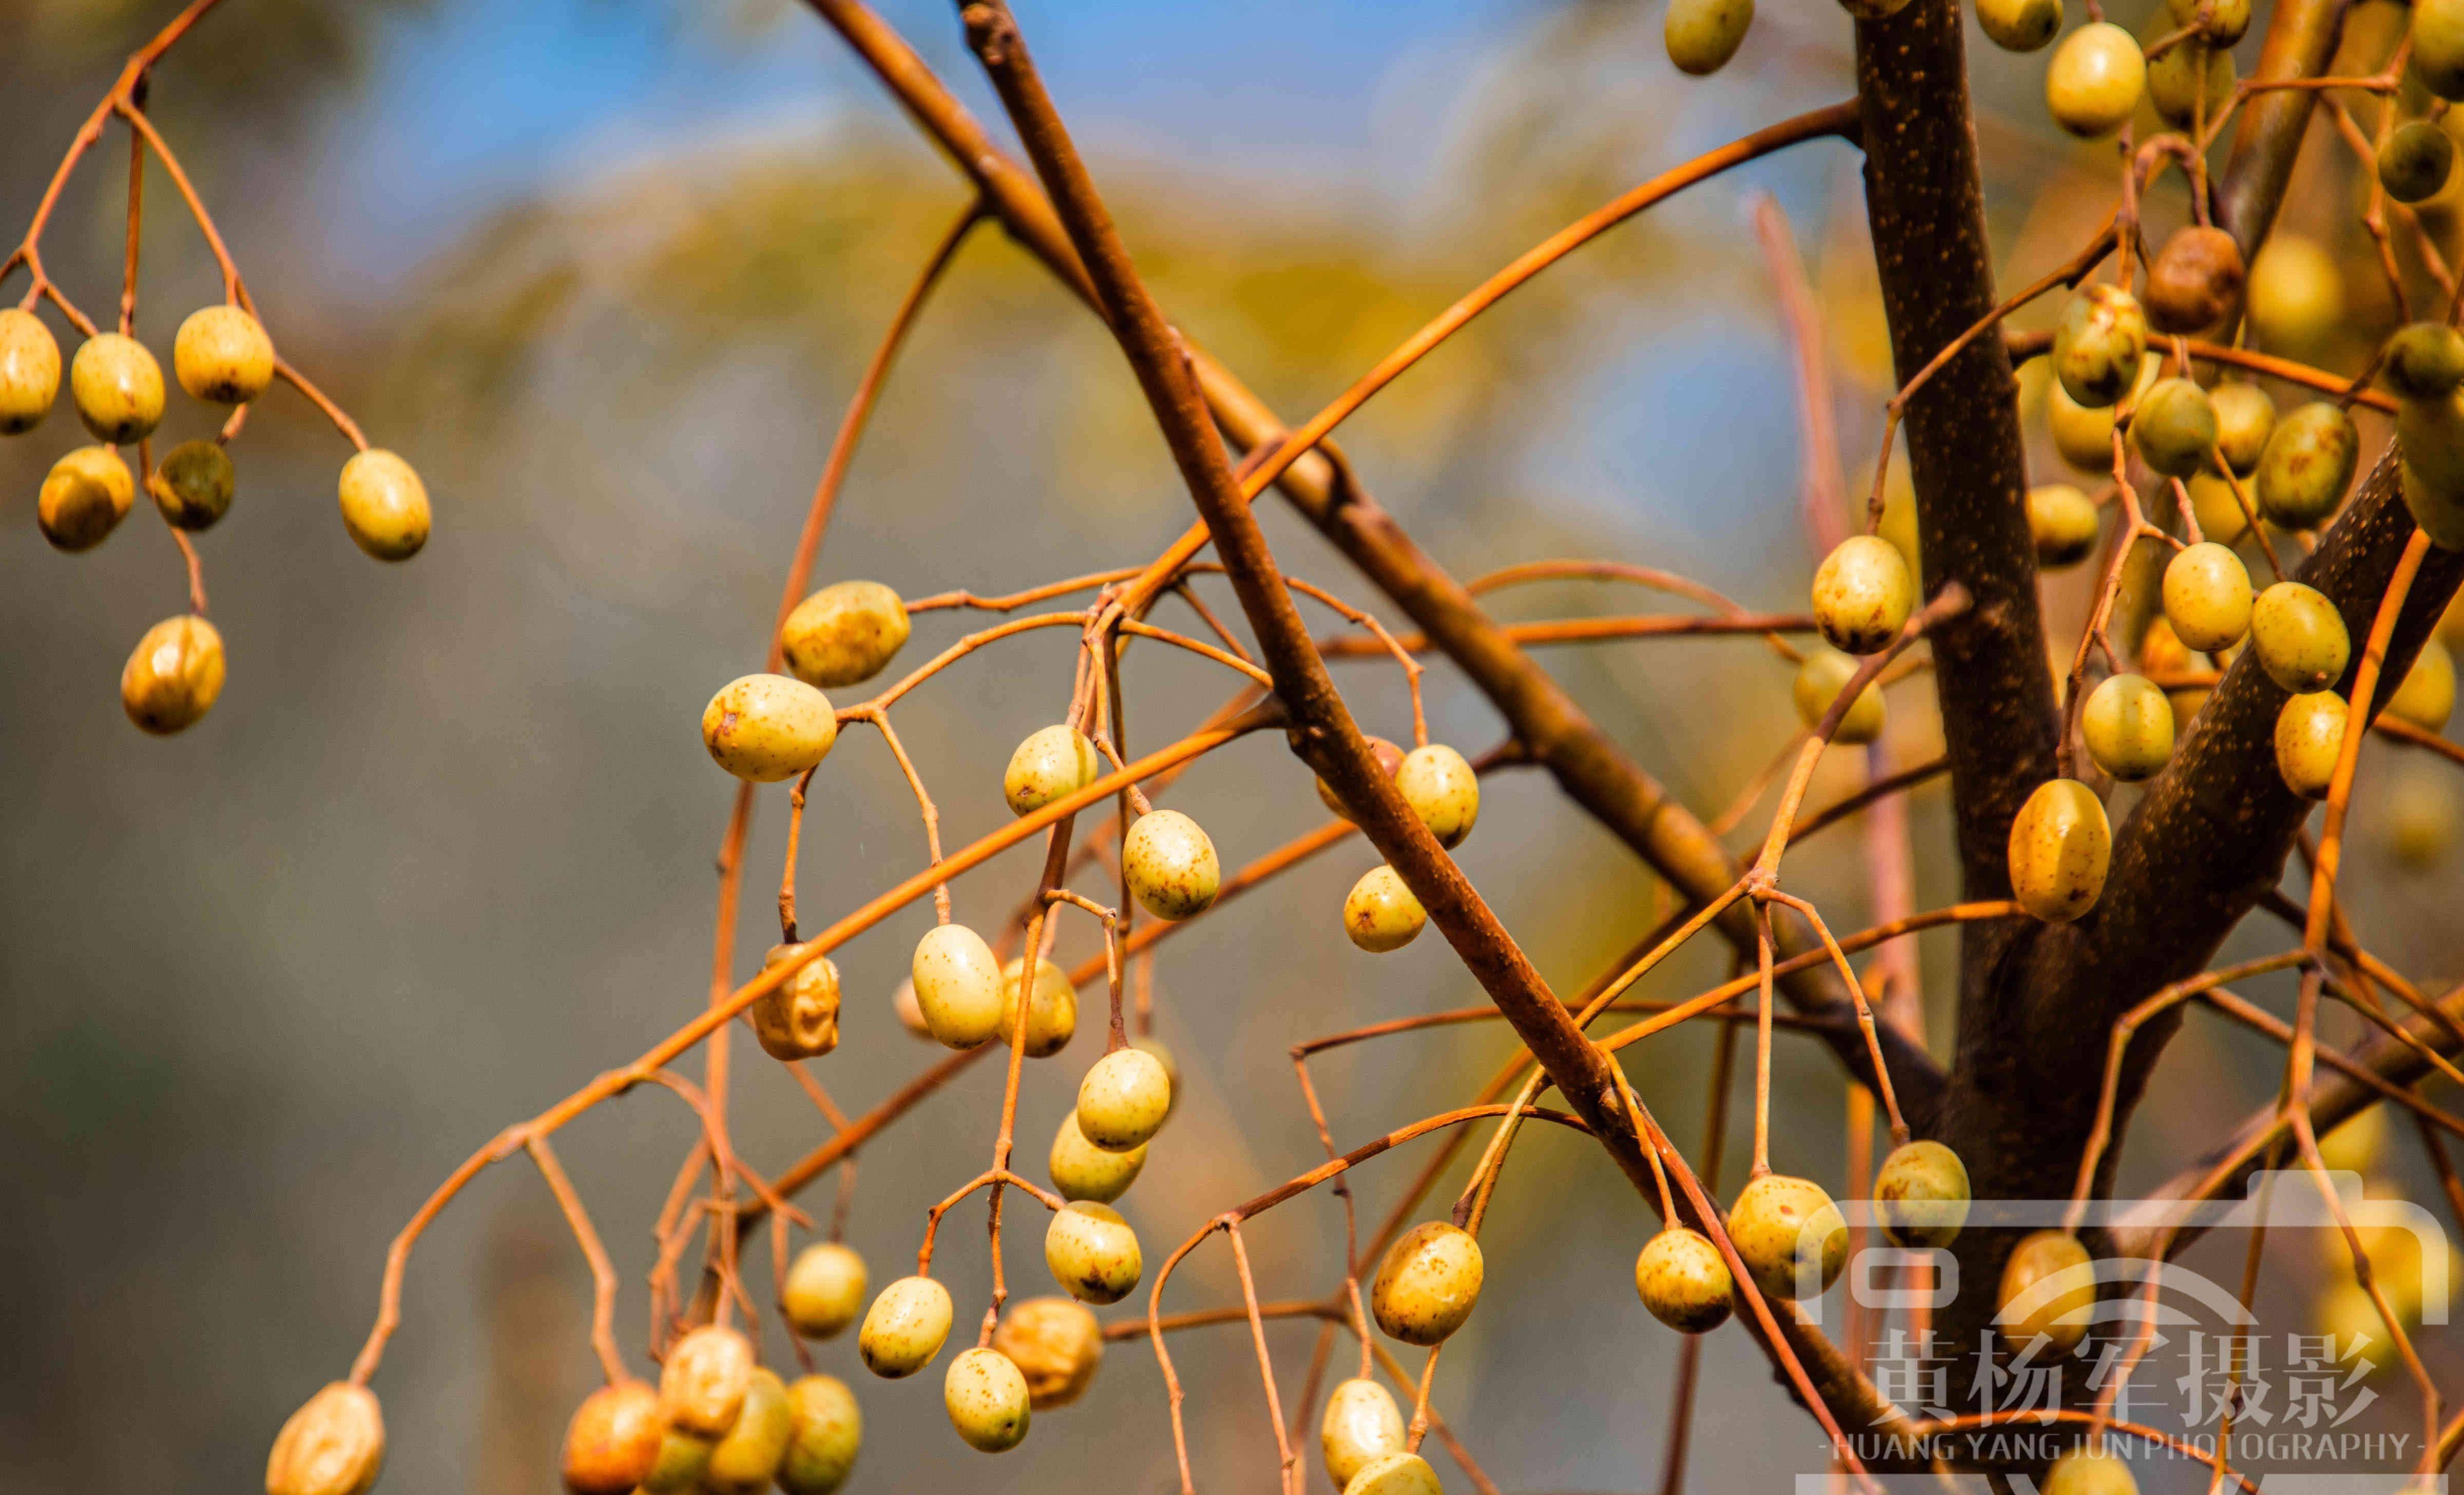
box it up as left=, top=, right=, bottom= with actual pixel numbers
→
left=2, top=304, right=430, bottom=738
left=1321, top=737, right=1481, bottom=953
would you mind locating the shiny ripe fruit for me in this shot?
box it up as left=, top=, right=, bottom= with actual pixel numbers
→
left=2385, top=322, right=2464, bottom=400
left=2052, top=283, right=2150, bottom=408
left=2381, top=120, right=2457, bottom=203
left=336, top=449, right=432, bottom=560
left=702, top=674, right=837, bottom=782
left=1664, top=0, right=1753, bottom=75
left=1346, top=1452, right=1444, bottom=1495
left=2186, top=474, right=2248, bottom=546
left=1396, top=743, right=1480, bottom=848
left=2048, top=352, right=2158, bottom=470
left=1792, top=646, right=1885, bottom=744
left=1812, top=534, right=1915, bottom=655
left=2082, top=674, right=2174, bottom=781
left=1344, top=865, right=1428, bottom=953
left=122, top=615, right=226, bottom=735
left=943, top=1348, right=1031, bottom=1453
left=2389, top=639, right=2457, bottom=731
left=1321, top=1378, right=1407, bottom=1488
left=2028, top=484, right=2102, bottom=568
left=266, top=1382, right=386, bottom=1495
left=1634, top=1226, right=1735, bottom=1333
left=2249, top=583, right=2352, bottom=694
left=858, top=1276, right=953, bottom=1378
left=561, top=1379, right=663, bottom=1494
left=1123, top=809, right=1220, bottom=919
left=777, top=1375, right=862, bottom=1495
left=659, top=1323, right=755, bottom=1436
left=2146, top=34, right=2234, bottom=129
left=2166, top=0, right=2249, bottom=40
left=2162, top=542, right=2253, bottom=653
left=1075, top=1045, right=1172, bottom=1152
left=704, top=1369, right=794, bottom=1495
left=1873, top=1140, right=1971, bottom=1248
left=2418, top=0, right=2464, bottom=100
left=640, top=1430, right=714, bottom=1494
left=0, top=306, right=62, bottom=432
left=1317, top=735, right=1405, bottom=822
left=2255, top=401, right=2358, bottom=529
left=2246, top=235, right=2343, bottom=351
left=2208, top=382, right=2275, bottom=476
left=2043, top=1446, right=2140, bottom=1495
left=1371, top=1221, right=1485, bottom=1345
left=1977, top=0, right=2062, bottom=51
left=754, top=943, right=840, bottom=1062
left=999, top=955, right=1077, bottom=1058
left=2046, top=23, right=2145, bottom=137
left=1049, top=1110, right=1146, bottom=1202
left=1003, top=724, right=1100, bottom=817
left=2129, top=377, right=2218, bottom=479
left=1998, top=1229, right=2095, bottom=1353
left=782, top=1242, right=869, bottom=1340
left=780, top=581, right=909, bottom=689
left=2009, top=778, right=2112, bottom=922
left=153, top=437, right=236, bottom=530
left=37, top=443, right=133, bottom=551
left=2275, top=691, right=2348, bottom=799
left=1045, top=1200, right=1144, bottom=1305
left=1725, top=1174, right=1847, bottom=1300
left=69, top=331, right=163, bottom=442
left=173, top=304, right=274, bottom=404
left=912, top=924, right=1005, bottom=1049
left=991, top=1297, right=1103, bottom=1409
left=2145, top=227, right=2244, bottom=335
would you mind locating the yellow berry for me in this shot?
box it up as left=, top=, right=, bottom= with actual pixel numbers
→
left=2166, top=0, right=2249, bottom=43
left=704, top=1368, right=794, bottom=1495
left=780, top=581, right=909, bottom=689
left=777, top=1375, right=861, bottom=1495
left=1396, top=743, right=1480, bottom=848
left=2275, top=691, right=2348, bottom=799
left=640, top=1430, right=714, bottom=1495
left=782, top=1242, right=869, bottom=1340
left=2385, top=323, right=2464, bottom=401
left=2386, top=771, right=2458, bottom=868
left=2185, top=474, right=2247, bottom=546
left=1123, top=809, right=1220, bottom=919
left=1997, top=1229, right=2095, bottom=1354
left=999, top=955, right=1078, bottom=1058
left=2046, top=22, right=2146, bottom=136
left=1371, top=1220, right=1485, bottom=1345
left=2044, top=1445, right=2139, bottom=1495
left=858, top=1276, right=953, bottom=1378
left=2390, top=639, right=2457, bottom=730
left=1003, top=724, right=1100, bottom=817
left=0, top=306, right=62, bottom=432
left=265, top=1382, right=386, bottom=1495
left=2258, top=401, right=2359, bottom=530
left=1075, top=1045, right=1172, bottom=1152
left=1133, top=1036, right=1181, bottom=1123
left=122, top=614, right=225, bottom=735
left=911, top=924, right=1005, bottom=1049
left=2047, top=352, right=2158, bottom=470
left=1344, top=865, right=1428, bottom=952
left=1664, top=0, right=1753, bottom=74
left=37, top=443, right=133, bottom=551
left=1634, top=1226, right=1735, bottom=1333
left=1049, top=1110, right=1147, bottom=1203
left=2028, top=484, right=2102, bottom=568
left=1792, top=646, right=1885, bottom=744
left=2404, top=458, right=2464, bottom=551
left=701, top=674, right=837, bottom=782
left=69, top=331, right=163, bottom=442
left=336, top=449, right=431, bottom=561
left=2129, top=376, right=2217, bottom=478
left=659, top=1323, right=754, bottom=1437
left=172, top=304, right=274, bottom=404
left=1873, top=1140, right=1971, bottom=1248
left=1344, top=1451, right=1444, bottom=1495
left=2145, top=32, right=2234, bottom=129
left=561, top=1379, right=663, bottom=1495
left=2382, top=120, right=2457, bottom=203
left=1725, top=1174, right=1847, bottom=1299
left=991, top=1297, right=1103, bottom=1409
left=2009, top=778, right=2110, bottom=922
left=942, top=1348, right=1031, bottom=1453
left=1045, top=1200, right=1143, bottom=1305
left=2208, top=381, right=2275, bottom=475
left=753, top=943, right=841, bottom=1061
left=2162, top=542, right=2253, bottom=653
left=2247, top=234, right=2343, bottom=351
left=2420, top=0, right=2464, bottom=99
left=1321, top=1378, right=1407, bottom=1488
left=2052, top=282, right=2149, bottom=408
left=2249, top=583, right=2352, bottom=694
left=2081, top=674, right=2174, bottom=781
left=1977, top=0, right=2061, bottom=50
left=1812, top=534, right=1915, bottom=655
left=152, top=438, right=235, bottom=530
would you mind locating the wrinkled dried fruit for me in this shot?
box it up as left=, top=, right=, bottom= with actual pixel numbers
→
left=266, top=1382, right=386, bottom=1495
left=2008, top=777, right=2111, bottom=922
left=991, top=1297, right=1103, bottom=1409
left=754, top=943, right=841, bottom=1061
left=1371, top=1220, right=1485, bottom=1345
left=659, top=1324, right=754, bottom=1437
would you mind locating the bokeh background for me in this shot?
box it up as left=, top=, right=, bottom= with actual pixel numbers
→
left=3, top=0, right=2460, bottom=1489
